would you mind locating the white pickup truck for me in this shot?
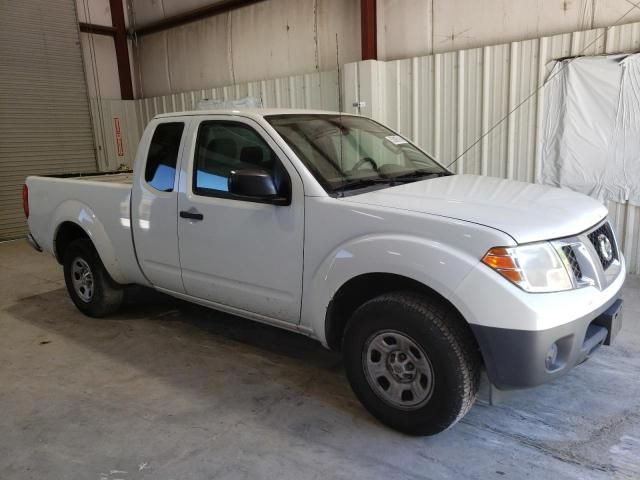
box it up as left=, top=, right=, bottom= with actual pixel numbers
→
left=24, top=109, right=625, bottom=435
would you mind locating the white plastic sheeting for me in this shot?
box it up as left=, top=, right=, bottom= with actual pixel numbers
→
left=540, top=54, right=640, bottom=205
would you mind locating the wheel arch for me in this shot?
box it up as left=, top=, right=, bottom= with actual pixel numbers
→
left=50, top=200, right=127, bottom=284
left=324, top=272, right=480, bottom=357
left=54, top=221, right=90, bottom=263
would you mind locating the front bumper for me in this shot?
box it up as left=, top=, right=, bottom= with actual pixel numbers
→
left=471, top=295, right=623, bottom=390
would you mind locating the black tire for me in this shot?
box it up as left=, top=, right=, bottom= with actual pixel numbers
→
left=63, top=238, right=124, bottom=317
left=343, top=291, right=480, bottom=436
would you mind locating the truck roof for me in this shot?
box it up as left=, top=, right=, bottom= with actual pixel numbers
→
left=154, top=108, right=344, bottom=120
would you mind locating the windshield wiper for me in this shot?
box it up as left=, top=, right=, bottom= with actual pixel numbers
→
left=335, top=178, right=395, bottom=192
left=390, top=170, right=452, bottom=181
left=334, top=171, right=452, bottom=195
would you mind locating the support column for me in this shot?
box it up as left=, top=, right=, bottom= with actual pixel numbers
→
left=109, top=0, right=134, bottom=99
left=361, top=0, right=377, bottom=61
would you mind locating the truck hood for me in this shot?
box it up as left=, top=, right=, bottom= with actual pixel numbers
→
left=341, top=174, right=607, bottom=243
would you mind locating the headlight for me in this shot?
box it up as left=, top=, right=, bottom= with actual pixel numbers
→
left=482, top=243, right=573, bottom=293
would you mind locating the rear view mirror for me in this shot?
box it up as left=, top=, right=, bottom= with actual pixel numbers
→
left=228, top=169, right=290, bottom=205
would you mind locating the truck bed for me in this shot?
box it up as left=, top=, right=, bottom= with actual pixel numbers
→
left=75, top=172, right=133, bottom=184
left=47, top=170, right=133, bottom=185
left=26, top=171, right=145, bottom=286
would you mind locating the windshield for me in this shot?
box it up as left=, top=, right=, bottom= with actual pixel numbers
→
left=266, top=114, right=450, bottom=195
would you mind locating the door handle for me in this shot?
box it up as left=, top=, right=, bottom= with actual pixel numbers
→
left=180, top=210, right=204, bottom=221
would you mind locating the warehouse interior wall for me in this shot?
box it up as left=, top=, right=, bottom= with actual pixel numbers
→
left=129, top=0, right=361, bottom=97
left=76, top=0, right=130, bottom=99
left=77, top=0, right=640, bottom=101
left=377, top=0, right=640, bottom=61
left=116, top=0, right=640, bottom=98
left=81, top=32, right=122, bottom=98
left=76, top=0, right=112, bottom=24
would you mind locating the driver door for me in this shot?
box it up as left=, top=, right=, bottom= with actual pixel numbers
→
left=177, top=116, right=305, bottom=324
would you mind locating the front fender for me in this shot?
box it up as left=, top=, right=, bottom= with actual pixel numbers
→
left=302, top=233, right=482, bottom=346
left=50, top=200, right=127, bottom=284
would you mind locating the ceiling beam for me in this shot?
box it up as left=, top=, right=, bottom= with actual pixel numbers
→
left=79, top=22, right=117, bottom=36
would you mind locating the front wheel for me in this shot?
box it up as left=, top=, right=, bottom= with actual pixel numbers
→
left=343, top=292, right=481, bottom=435
left=63, top=238, right=124, bottom=317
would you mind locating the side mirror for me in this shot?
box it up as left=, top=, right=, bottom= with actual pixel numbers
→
left=228, top=169, right=290, bottom=205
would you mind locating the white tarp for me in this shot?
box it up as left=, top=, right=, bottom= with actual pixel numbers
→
left=539, top=54, right=640, bottom=206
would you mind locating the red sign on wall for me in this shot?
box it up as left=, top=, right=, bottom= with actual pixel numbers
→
left=113, top=117, right=124, bottom=157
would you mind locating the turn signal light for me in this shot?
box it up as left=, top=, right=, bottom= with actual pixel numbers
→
left=481, top=243, right=573, bottom=293
left=482, top=248, right=517, bottom=269
left=482, top=247, right=524, bottom=284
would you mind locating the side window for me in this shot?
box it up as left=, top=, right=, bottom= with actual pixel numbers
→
left=193, top=121, right=288, bottom=196
left=145, top=122, right=185, bottom=192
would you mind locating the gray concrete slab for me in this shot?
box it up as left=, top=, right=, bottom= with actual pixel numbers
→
left=0, top=239, right=639, bottom=479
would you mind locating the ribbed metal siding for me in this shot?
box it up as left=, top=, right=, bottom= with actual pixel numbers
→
left=343, top=21, right=640, bottom=273
left=89, top=70, right=340, bottom=172
left=133, top=70, right=340, bottom=129
left=0, top=0, right=97, bottom=240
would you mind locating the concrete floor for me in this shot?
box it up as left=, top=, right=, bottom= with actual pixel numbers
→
left=1, top=239, right=639, bottom=480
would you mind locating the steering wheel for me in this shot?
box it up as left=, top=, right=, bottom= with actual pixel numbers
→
left=351, top=157, right=378, bottom=171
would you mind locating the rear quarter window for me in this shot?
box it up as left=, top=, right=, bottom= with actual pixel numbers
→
left=145, top=122, right=185, bottom=192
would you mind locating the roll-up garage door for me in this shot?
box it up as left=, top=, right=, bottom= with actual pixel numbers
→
left=0, top=0, right=97, bottom=240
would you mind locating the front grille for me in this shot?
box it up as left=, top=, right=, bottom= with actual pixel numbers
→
left=587, top=222, right=617, bottom=270
left=562, top=245, right=582, bottom=279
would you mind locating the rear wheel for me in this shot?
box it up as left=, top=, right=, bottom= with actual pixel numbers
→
left=63, top=238, right=123, bottom=317
left=343, top=292, right=480, bottom=435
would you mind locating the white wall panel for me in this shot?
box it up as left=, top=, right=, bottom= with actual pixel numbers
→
left=129, top=0, right=227, bottom=26
left=316, top=0, right=361, bottom=73
left=344, top=21, right=640, bottom=272
left=166, top=14, right=233, bottom=93
left=377, top=0, right=640, bottom=61
left=90, top=99, right=141, bottom=171
left=129, top=0, right=640, bottom=97
left=81, top=33, right=122, bottom=99
left=230, top=0, right=317, bottom=84
left=131, top=0, right=359, bottom=96
left=76, top=0, right=112, bottom=26
left=134, top=31, right=172, bottom=96
left=377, top=0, right=433, bottom=60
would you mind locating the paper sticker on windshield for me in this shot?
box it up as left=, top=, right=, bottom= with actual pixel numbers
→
left=385, top=135, right=407, bottom=145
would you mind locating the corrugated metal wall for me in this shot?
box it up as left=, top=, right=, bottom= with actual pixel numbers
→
left=342, top=22, right=640, bottom=274
left=90, top=69, right=339, bottom=170
left=134, top=70, right=340, bottom=128
left=90, top=21, right=640, bottom=272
